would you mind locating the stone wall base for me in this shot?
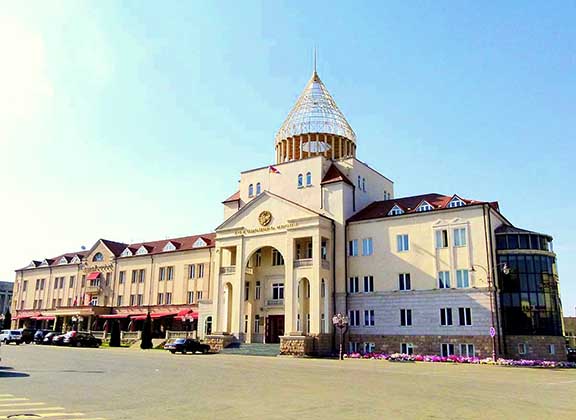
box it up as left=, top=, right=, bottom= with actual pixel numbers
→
left=504, top=335, right=566, bottom=361
left=205, top=334, right=236, bottom=353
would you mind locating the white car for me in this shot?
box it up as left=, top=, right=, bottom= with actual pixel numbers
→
left=0, top=329, right=23, bottom=345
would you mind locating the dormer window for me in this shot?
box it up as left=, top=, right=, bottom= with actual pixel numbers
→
left=163, top=242, right=177, bottom=252
left=93, top=252, right=104, bottom=262
left=297, top=174, right=303, bottom=188
left=256, top=182, right=261, bottom=195
left=388, top=205, right=404, bottom=216
left=416, top=201, right=433, bottom=212
left=136, top=246, right=148, bottom=255
left=120, top=248, right=133, bottom=257
left=448, top=196, right=466, bottom=208
left=306, top=172, right=312, bottom=186
left=58, top=257, right=68, bottom=265
left=192, top=238, right=207, bottom=248
left=248, top=184, right=254, bottom=197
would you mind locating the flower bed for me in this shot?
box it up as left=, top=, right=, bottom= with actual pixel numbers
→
left=344, top=352, right=576, bottom=368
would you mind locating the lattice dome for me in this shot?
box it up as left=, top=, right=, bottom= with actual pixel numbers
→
left=275, top=71, right=356, bottom=144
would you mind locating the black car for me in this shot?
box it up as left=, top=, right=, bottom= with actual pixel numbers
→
left=34, top=329, right=56, bottom=344
left=42, top=332, right=61, bottom=345
left=164, top=338, right=210, bottom=354
left=64, top=332, right=102, bottom=348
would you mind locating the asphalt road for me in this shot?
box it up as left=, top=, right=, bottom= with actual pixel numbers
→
left=1, top=344, right=575, bottom=419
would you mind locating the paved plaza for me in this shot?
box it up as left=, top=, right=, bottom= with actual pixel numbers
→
left=0, top=344, right=575, bottom=419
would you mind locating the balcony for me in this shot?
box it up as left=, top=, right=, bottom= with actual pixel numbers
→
left=266, top=299, right=284, bottom=307
left=85, top=285, right=103, bottom=294
left=220, top=266, right=236, bottom=275
left=294, top=259, right=313, bottom=268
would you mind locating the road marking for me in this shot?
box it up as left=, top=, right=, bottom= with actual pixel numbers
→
left=0, top=402, right=45, bottom=408
left=0, top=407, right=64, bottom=413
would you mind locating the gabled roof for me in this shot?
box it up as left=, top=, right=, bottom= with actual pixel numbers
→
left=223, top=191, right=240, bottom=203
left=349, top=193, right=497, bottom=222
left=321, top=164, right=354, bottom=187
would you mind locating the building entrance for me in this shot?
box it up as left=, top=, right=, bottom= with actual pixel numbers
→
left=265, top=315, right=284, bottom=343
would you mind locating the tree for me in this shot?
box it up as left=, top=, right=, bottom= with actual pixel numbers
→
left=109, top=320, right=121, bottom=347
left=140, top=312, right=153, bottom=350
left=3, top=310, right=11, bottom=329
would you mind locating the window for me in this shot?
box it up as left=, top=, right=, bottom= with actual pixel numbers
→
left=438, top=271, right=451, bottom=289
left=255, top=281, right=261, bottom=300
left=117, top=296, right=123, bottom=306
left=364, top=310, right=375, bottom=326
left=401, top=343, right=414, bottom=355
left=518, top=343, right=527, bottom=355
left=441, top=343, right=455, bottom=357
left=396, top=234, right=409, bottom=252
left=205, top=316, right=212, bottom=335
left=167, top=266, right=174, bottom=281
left=297, top=174, right=303, bottom=188
left=398, top=273, right=411, bottom=291
left=349, top=310, right=360, bottom=327
left=306, top=172, right=312, bottom=186
left=159, top=267, right=165, bottom=281
left=272, top=249, right=284, bottom=266
left=93, top=252, right=104, bottom=262
left=139, top=269, right=145, bottom=283
left=272, top=283, right=284, bottom=300
left=197, top=291, right=203, bottom=301
left=548, top=344, right=555, bottom=355
left=456, top=269, right=470, bottom=288
left=187, top=291, right=194, bottom=304
left=256, top=182, right=261, bottom=195
left=130, top=295, right=136, bottom=306
left=363, top=276, right=374, bottom=292
left=137, top=294, right=143, bottom=306
left=362, top=177, right=366, bottom=192
left=245, top=282, right=250, bottom=301
left=458, top=307, right=472, bottom=326
left=131, top=270, right=137, bottom=283
left=165, top=292, right=172, bottom=305
left=435, top=230, right=448, bottom=248
left=460, top=344, right=475, bottom=357
left=198, top=263, right=205, bottom=278
left=416, top=201, right=433, bottom=212
left=362, top=238, right=373, bottom=256
left=254, top=315, right=260, bottom=333
left=448, top=197, right=465, bottom=208
left=348, top=239, right=358, bottom=256
left=388, top=205, right=404, bottom=216
left=400, top=309, right=412, bottom=326
left=119, top=271, right=125, bottom=284
left=453, top=228, right=467, bottom=247
left=440, top=308, right=453, bottom=326
left=248, top=184, right=254, bottom=197
left=188, top=264, right=196, bottom=279
left=348, top=277, right=359, bottom=293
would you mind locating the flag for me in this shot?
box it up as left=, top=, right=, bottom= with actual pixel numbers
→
left=268, top=165, right=280, bottom=174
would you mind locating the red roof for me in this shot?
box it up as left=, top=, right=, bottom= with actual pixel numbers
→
left=349, top=193, right=497, bottom=222
left=321, top=164, right=354, bottom=187
left=223, top=190, right=241, bottom=203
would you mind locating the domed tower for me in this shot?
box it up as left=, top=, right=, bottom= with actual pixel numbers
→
left=275, top=70, right=356, bottom=164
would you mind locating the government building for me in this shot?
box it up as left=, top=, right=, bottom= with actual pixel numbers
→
left=11, top=68, right=566, bottom=360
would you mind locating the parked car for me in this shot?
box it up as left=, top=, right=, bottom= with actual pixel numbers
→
left=0, top=330, right=23, bottom=345
left=20, top=328, right=36, bottom=344
left=64, top=332, right=102, bottom=348
left=34, top=329, right=55, bottom=344
left=164, top=338, right=210, bottom=354
left=42, top=332, right=61, bottom=345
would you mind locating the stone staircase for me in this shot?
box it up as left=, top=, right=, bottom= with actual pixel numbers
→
left=220, top=343, right=280, bottom=357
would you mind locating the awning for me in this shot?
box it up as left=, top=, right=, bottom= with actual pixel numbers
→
left=87, top=272, right=101, bottom=280
left=99, top=314, right=131, bottom=319
left=32, top=316, right=56, bottom=321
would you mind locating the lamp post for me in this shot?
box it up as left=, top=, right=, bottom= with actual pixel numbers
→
left=470, top=263, right=509, bottom=362
left=332, top=313, right=349, bottom=360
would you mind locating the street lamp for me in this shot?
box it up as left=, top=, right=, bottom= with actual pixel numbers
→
left=470, top=263, right=509, bottom=362
left=332, top=313, right=349, bottom=360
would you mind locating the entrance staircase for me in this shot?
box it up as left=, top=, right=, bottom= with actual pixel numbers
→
left=220, top=343, right=280, bottom=357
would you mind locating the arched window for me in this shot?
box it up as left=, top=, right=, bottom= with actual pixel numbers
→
left=248, top=184, right=254, bottom=197
left=256, top=182, right=261, bottom=195
left=297, top=174, right=303, bottom=188
left=205, top=316, right=213, bottom=335
left=93, top=252, right=103, bottom=262
left=306, top=172, right=312, bottom=186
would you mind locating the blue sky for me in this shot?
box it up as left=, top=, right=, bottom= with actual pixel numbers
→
left=1, top=1, right=574, bottom=315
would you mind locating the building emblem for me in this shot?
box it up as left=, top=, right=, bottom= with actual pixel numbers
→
left=258, top=211, right=272, bottom=226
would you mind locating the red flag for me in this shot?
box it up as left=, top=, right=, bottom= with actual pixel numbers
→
left=268, top=165, right=280, bottom=174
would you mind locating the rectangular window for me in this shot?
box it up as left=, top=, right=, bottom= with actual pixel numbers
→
left=198, top=263, right=205, bottom=278
left=441, top=343, right=455, bottom=357
left=187, top=291, right=194, bottom=304
left=131, top=270, right=137, bottom=283
left=396, top=234, right=409, bottom=252
left=139, top=269, right=145, bottom=283
left=440, top=308, right=453, bottom=326
left=362, top=238, right=373, bottom=256
left=255, top=281, right=261, bottom=300
left=165, top=292, right=172, bottom=305
left=159, top=267, right=165, bottom=281
left=245, top=282, right=250, bottom=301
left=157, top=293, right=164, bottom=305
left=456, top=269, right=470, bottom=288
left=438, top=271, right=451, bottom=288
left=272, top=283, right=284, bottom=300
left=167, top=266, right=174, bottom=281
left=188, top=264, right=195, bottom=279
left=364, top=309, right=375, bottom=326
left=348, top=277, right=359, bottom=293
left=435, top=230, right=448, bottom=248
left=460, top=343, right=475, bottom=357
left=348, top=239, right=358, bottom=257
left=119, top=271, right=125, bottom=284
left=254, top=315, right=260, bottom=333
left=117, top=295, right=123, bottom=306
left=363, top=275, right=374, bottom=292
left=453, top=228, right=467, bottom=247
left=137, top=294, right=143, bottom=306
left=196, top=291, right=203, bottom=301
left=399, top=273, right=411, bottom=291
left=401, top=343, right=414, bottom=355
left=518, top=343, right=527, bottom=355
left=458, top=307, right=472, bottom=326
left=349, top=310, right=360, bottom=327
left=400, top=309, right=412, bottom=326
left=130, top=295, right=136, bottom=306
left=272, top=249, right=284, bottom=266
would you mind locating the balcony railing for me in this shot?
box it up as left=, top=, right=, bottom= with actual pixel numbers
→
left=266, top=299, right=284, bottom=306
left=220, top=266, right=236, bottom=275
left=294, top=259, right=313, bottom=268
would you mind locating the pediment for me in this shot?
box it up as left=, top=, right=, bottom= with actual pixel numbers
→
left=216, top=191, right=321, bottom=232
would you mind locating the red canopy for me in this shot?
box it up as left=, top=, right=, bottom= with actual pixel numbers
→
left=32, top=316, right=56, bottom=321
left=87, top=272, right=101, bottom=280
left=99, top=314, right=131, bottom=319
